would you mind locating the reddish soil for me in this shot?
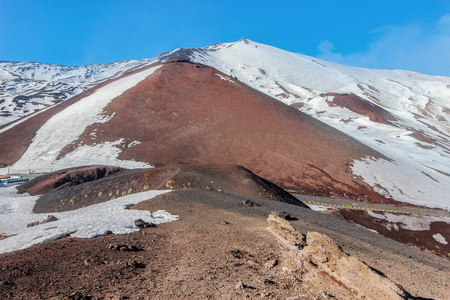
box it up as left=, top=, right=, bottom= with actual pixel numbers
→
left=57, top=61, right=389, bottom=203
left=327, top=93, right=397, bottom=125
left=25, top=164, right=305, bottom=213
left=408, top=130, right=436, bottom=144
left=338, top=208, right=450, bottom=259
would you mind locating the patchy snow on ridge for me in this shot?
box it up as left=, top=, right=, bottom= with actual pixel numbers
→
left=367, top=210, right=450, bottom=231
left=351, top=156, right=448, bottom=208
left=52, top=139, right=151, bottom=170
left=2, top=65, right=162, bottom=172
left=0, top=186, right=177, bottom=254
left=214, top=73, right=235, bottom=83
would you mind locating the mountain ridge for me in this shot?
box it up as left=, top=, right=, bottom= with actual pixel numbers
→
left=0, top=61, right=390, bottom=204
left=1, top=39, right=450, bottom=209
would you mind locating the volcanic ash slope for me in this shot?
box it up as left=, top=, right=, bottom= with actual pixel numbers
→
left=2, top=61, right=390, bottom=203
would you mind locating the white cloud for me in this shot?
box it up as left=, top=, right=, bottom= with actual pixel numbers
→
left=317, top=15, right=450, bottom=77
left=317, top=40, right=344, bottom=63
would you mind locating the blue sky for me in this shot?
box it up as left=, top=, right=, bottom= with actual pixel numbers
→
left=1, top=0, right=450, bottom=76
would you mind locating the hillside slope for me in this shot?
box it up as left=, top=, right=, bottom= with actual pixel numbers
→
left=0, top=61, right=388, bottom=203
left=161, top=39, right=450, bottom=208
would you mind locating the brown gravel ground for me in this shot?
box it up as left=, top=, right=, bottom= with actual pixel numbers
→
left=1, top=189, right=449, bottom=299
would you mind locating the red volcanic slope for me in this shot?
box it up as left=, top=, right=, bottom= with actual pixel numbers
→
left=326, top=93, right=397, bottom=125
left=54, top=61, right=386, bottom=202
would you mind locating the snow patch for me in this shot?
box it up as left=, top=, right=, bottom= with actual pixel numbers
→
left=432, top=233, right=448, bottom=245
left=307, top=204, right=330, bottom=212
left=351, top=156, right=450, bottom=209
left=52, top=139, right=151, bottom=169
left=97, top=112, right=116, bottom=123
left=0, top=186, right=177, bottom=254
left=215, top=73, right=235, bottom=83
left=365, top=228, right=379, bottom=234
left=128, top=140, right=142, bottom=148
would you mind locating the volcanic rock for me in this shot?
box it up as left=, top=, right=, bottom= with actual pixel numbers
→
left=17, top=165, right=124, bottom=196
left=134, top=219, right=156, bottom=229
left=243, top=200, right=259, bottom=207
left=270, top=210, right=292, bottom=220
left=326, top=93, right=397, bottom=125
left=266, top=214, right=410, bottom=299
left=40, top=215, right=58, bottom=224
left=26, top=221, right=39, bottom=228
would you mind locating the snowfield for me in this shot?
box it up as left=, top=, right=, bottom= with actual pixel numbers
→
left=0, top=186, right=177, bottom=254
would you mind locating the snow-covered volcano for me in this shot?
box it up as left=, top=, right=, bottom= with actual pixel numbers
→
left=1, top=39, right=450, bottom=209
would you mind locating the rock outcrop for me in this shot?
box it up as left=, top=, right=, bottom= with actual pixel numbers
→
left=267, top=214, right=411, bottom=299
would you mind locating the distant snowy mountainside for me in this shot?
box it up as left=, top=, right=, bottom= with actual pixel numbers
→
left=0, top=59, right=156, bottom=125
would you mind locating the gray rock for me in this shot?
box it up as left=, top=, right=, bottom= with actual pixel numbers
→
left=41, top=215, right=58, bottom=224
left=134, top=219, right=156, bottom=229
left=243, top=200, right=260, bottom=207
left=271, top=210, right=291, bottom=220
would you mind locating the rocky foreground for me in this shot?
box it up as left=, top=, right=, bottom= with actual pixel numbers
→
left=1, top=187, right=449, bottom=299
